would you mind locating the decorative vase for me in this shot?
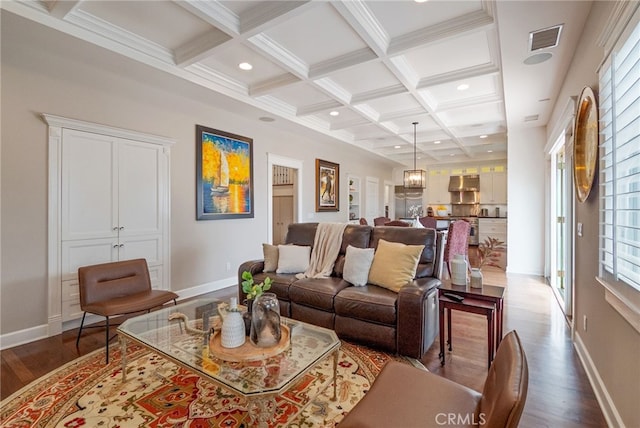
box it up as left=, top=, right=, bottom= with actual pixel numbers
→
left=450, top=254, right=468, bottom=286
left=470, top=268, right=483, bottom=288
left=242, top=298, right=253, bottom=336
left=250, top=292, right=282, bottom=348
left=221, top=298, right=246, bottom=348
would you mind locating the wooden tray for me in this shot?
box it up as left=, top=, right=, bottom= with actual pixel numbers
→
left=208, top=324, right=290, bottom=362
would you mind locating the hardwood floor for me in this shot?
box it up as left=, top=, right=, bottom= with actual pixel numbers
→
left=1, top=269, right=606, bottom=427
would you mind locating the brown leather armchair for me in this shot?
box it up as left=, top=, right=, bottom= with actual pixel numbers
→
left=339, top=330, right=528, bottom=428
left=76, top=258, right=178, bottom=363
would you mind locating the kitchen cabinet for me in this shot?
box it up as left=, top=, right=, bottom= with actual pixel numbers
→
left=348, top=175, right=361, bottom=222
left=45, top=115, right=172, bottom=326
left=427, top=169, right=450, bottom=205
left=480, top=165, right=507, bottom=204
left=479, top=218, right=507, bottom=267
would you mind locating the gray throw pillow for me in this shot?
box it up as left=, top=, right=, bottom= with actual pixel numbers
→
left=263, top=243, right=279, bottom=273
left=343, top=245, right=375, bottom=286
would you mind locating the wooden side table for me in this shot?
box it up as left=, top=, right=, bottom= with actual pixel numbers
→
left=439, top=295, right=496, bottom=368
left=438, top=280, right=505, bottom=368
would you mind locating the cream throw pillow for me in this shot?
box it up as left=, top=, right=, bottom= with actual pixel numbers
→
left=343, top=245, right=375, bottom=286
left=276, top=245, right=311, bottom=274
left=262, top=243, right=279, bottom=273
left=368, top=239, right=425, bottom=292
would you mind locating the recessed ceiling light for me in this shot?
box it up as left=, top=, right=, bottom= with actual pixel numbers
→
left=329, top=111, right=339, bottom=116
left=238, top=62, right=253, bottom=71
left=414, top=0, right=428, bottom=3
left=487, top=149, right=493, bottom=153
left=449, top=153, right=455, bottom=156
left=394, top=145, right=401, bottom=149
left=457, top=83, right=469, bottom=91
left=433, top=140, right=441, bottom=144
left=259, top=116, right=275, bottom=122
left=480, top=135, right=488, bottom=139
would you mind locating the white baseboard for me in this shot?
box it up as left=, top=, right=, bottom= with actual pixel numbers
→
left=573, top=332, right=624, bottom=427
left=0, top=276, right=237, bottom=350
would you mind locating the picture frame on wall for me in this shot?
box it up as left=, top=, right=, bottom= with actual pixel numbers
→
left=316, top=159, right=339, bottom=212
left=196, top=125, right=254, bottom=220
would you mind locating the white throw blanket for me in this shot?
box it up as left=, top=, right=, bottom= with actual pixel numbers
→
left=297, top=222, right=348, bottom=279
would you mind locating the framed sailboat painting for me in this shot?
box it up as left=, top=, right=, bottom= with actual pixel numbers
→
left=196, top=125, right=254, bottom=220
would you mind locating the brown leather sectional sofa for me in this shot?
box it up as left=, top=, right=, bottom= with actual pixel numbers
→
left=238, top=223, right=443, bottom=359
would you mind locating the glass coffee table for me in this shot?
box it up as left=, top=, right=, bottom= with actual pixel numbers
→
left=117, top=299, right=340, bottom=427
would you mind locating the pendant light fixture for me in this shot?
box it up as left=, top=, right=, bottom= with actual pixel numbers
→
left=403, top=121, right=426, bottom=188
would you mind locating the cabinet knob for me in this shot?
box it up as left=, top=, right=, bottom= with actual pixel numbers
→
left=113, top=227, right=118, bottom=231
left=113, top=244, right=119, bottom=248
left=119, top=226, right=125, bottom=230
left=119, top=243, right=124, bottom=248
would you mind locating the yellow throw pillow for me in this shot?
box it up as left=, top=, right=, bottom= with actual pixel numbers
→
left=368, top=239, right=425, bottom=292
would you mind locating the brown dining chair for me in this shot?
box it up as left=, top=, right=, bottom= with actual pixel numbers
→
left=373, top=217, right=391, bottom=226
left=384, top=220, right=411, bottom=227
left=359, top=217, right=368, bottom=225
left=419, top=216, right=437, bottom=229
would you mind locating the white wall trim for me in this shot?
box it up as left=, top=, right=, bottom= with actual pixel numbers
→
left=0, top=277, right=237, bottom=350
left=266, top=153, right=304, bottom=244
left=573, top=332, right=625, bottom=428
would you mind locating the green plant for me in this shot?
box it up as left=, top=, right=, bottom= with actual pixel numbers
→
left=241, top=271, right=273, bottom=300
left=477, top=237, right=505, bottom=269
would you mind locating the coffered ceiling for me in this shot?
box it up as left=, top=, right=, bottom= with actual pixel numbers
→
left=3, top=0, right=592, bottom=167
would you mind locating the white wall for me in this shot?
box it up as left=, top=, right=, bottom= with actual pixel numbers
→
left=506, top=127, right=546, bottom=275
left=0, top=11, right=395, bottom=340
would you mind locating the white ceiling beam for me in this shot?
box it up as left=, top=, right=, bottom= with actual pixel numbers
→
left=351, top=84, right=407, bottom=104
left=249, top=73, right=301, bottom=97
left=387, top=9, right=495, bottom=56
left=248, top=34, right=309, bottom=79
left=240, top=1, right=313, bottom=35
left=45, top=0, right=82, bottom=19
left=331, top=0, right=389, bottom=56
left=309, top=47, right=377, bottom=79
left=173, top=0, right=240, bottom=37
left=297, top=100, right=343, bottom=117
left=416, top=63, right=500, bottom=89
left=174, top=31, right=232, bottom=67
left=329, top=117, right=370, bottom=130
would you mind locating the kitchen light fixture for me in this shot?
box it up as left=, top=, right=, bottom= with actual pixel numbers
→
left=403, top=122, right=426, bottom=189
left=238, top=62, right=253, bottom=70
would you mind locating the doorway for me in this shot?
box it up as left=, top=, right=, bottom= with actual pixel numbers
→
left=267, top=154, right=303, bottom=245
left=549, top=134, right=573, bottom=319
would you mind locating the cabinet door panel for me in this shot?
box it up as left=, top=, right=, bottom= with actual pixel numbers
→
left=61, top=238, right=118, bottom=279
left=118, top=235, right=162, bottom=265
left=61, top=129, right=117, bottom=240
left=118, top=141, right=163, bottom=236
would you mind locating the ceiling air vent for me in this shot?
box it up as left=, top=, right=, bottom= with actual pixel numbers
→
left=524, top=114, right=539, bottom=122
left=529, top=24, right=563, bottom=51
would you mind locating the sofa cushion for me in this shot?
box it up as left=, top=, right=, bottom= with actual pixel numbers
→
left=276, top=245, right=311, bottom=274
left=251, top=272, right=297, bottom=301
left=343, top=245, right=375, bottom=286
left=371, top=227, right=437, bottom=278
left=368, top=239, right=424, bottom=292
left=335, top=285, right=397, bottom=325
left=289, top=277, right=350, bottom=311
left=262, top=243, right=278, bottom=272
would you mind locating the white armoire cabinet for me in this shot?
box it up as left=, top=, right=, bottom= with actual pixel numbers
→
left=44, top=115, right=174, bottom=333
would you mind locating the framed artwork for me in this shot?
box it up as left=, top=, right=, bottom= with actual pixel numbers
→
left=316, top=159, right=339, bottom=212
left=196, top=125, right=254, bottom=220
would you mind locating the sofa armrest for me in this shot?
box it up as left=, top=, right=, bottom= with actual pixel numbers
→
left=397, top=277, right=442, bottom=358
left=237, top=259, right=265, bottom=299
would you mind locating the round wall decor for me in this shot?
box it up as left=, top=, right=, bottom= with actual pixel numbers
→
left=573, top=86, right=599, bottom=203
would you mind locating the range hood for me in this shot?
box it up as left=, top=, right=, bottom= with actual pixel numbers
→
left=448, top=174, right=480, bottom=191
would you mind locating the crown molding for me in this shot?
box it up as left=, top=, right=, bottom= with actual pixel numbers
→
left=249, top=73, right=301, bottom=97
left=248, top=34, right=309, bottom=78
left=297, top=100, right=343, bottom=117
left=331, top=0, right=389, bottom=56
left=351, top=84, right=407, bottom=104
left=174, top=0, right=240, bottom=37
left=309, top=47, right=377, bottom=79
left=174, top=30, right=232, bottom=67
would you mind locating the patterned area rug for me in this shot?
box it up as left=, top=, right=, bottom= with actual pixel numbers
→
left=1, top=341, right=423, bottom=427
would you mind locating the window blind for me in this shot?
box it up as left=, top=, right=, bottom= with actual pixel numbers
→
left=599, top=19, right=640, bottom=291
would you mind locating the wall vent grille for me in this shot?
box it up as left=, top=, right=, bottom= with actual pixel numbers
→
left=529, top=24, right=563, bottom=51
